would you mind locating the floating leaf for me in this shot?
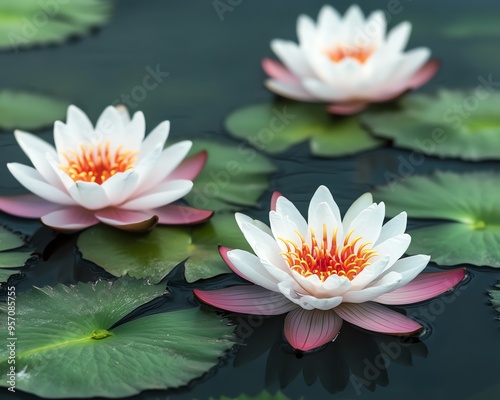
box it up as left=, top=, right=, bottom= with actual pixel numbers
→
left=0, top=226, right=32, bottom=281
left=441, top=14, right=500, bottom=38
left=362, top=90, right=500, bottom=161
left=186, top=140, right=275, bottom=211
left=0, top=90, right=68, bottom=130
left=0, top=0, right=112, bottom=51
left=374, top=171, right=500, bottom=267
left=225, top=102, right=382, bottom=157
left=0, top=279, right=234, bottom=398
left=209, top=391, right=296, bottom=400
left=490, top=284, right=500, bottom=315
left=78, top=214, right=251, bottom=283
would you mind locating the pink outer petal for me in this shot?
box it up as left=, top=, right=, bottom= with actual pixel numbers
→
left=153, top=204, right=213, bottom=225
left=194, top=285, right=298, bottom=316
left=327, top=102, right=369, bottom=115
left=374, top=268, right=466, bottom=305
left=270, top=191, right=282, bottom=212
left=219, top=246, right=248, bottom=280
left=334, top=302, right=423, bottom=335
left=262, top=58, right=300, bottom=84
left=166, top=151, right=207, bottom=182
left=0, top=194, right=62, bottom=218
left=406, top=59, right=440, bottom=89
left=41, top=207, right=99, bottom=232
left=94, top=208, right=158, bottom=232
left=284, top=308, right=343, bottom=352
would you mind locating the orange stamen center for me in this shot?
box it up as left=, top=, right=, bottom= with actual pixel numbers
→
left=280, top=226, right=378, bottom=281
left=326, top=45, right=373, bottom=63
left=59, top=141, right=138, bottom=184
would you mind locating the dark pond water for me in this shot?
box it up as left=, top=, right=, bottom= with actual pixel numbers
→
left=1, top=1, right=499, bottom=399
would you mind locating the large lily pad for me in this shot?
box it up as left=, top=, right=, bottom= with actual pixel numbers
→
left=0, top=0, right=112, bottom=51
left=362, top=90, right=500, bottom=161
left=225, top=102, right=383, bottom=157
left=490, top=284, right=500, bottom=315
left=185, top=140, right=275, bottom=211
left=0, top=278, right=234, bottom=398
left=78, top=214, right=252, bottom=283
left=0, top=226, right=32, bottom=281
left=0, top=90, right=68, bottom=130
left=374, top=170, right=500, bottom=267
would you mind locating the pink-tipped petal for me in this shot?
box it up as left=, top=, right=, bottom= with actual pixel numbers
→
left=327, top=102, right=368, bottom=115
left=374, top=268, right=466, bottom=305
left=406, top=59, right=440, bottom=89
left=94, top=208, right=158, bottom=232
left=284, top=308, right=342, bottom=352
left=270, top=191, right=283, bottom=212
left=334, top=302, right=423, bottom=335
left=194, top=285, right=297, bottom=316
left=262, top=58, right=300, bottom=84
left=153, top=204, right=213, bottom=225
left=0, top=195, right=62, bottom=218
left=166, top=150, right=208, bottom=182
left=219, top=246, right=248, bottom=280
left=41, top=207, right=99, bottom=232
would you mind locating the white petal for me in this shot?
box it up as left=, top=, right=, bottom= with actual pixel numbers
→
left=264, top=79, right=316, bottom=101
left=68, top=181, right=110, bottom=210
left=125, top=111, right=146, bottom=151
left=347, top=202, right=385, bottom=249
left=100, top=170, right=140, bottom=206
left=7, top=163, right=74, bottom=205
left=317, top=5, right=342, bottom=40
left=120, top=180, right=193, bottom=210
left=291, top=270, right=352, bottom=298
left=297, top=14, right=316, bottom=48
left=95, top=106, right=126, bottom=149
left=66, top=105, right=94, bottom=140
left=227, top=249, right=280, bottom=292
left=364, top=10, right=387, bottom=47
left=277, top=281, right=343, bottom=310
left=349, top=255, right=390, bottom=290
left=386, top=21, right=412, bottom=53
left=384, top=47, right=430, bottom=88
left=342, top=271, right=402, bottom=303
left=375, top=212, right=407, bottom=246
left=308, top=185, right=342, bottom=242
left=308, top=202, right=339, bottom=252
left=275, top=194, right=309, bottom=239
left=372, top=233, right=411, bottom=270
left=340, top=4, right=365, bottom=42
left=53, top=121, right=83, bottom=157
left=342, top=192, right=373, bottom=232
left=269, top=211, right=304, bottom=252
left=233, top=213, right=272, bottom=236
left=140, top=121, right=170, bottom=160
left=271, top=39, right=315, bottom=78
left=302, top=78, right=350, bottom=102
left=378, top=254, right=430, bottom=289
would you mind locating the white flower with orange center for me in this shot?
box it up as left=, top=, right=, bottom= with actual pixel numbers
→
left=195, top=186, right=465, bottom=352
left=263, top=4, right=439, bottom=115
left=0, top=105, right=213, bottom=232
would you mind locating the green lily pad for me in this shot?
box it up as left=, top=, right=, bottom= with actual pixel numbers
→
left=186, top=140, right=275, bottom=211
left=490, top=284, right=500, bottom=315
left=362, top=90, right=500, bottom=161
left=77, top=214, right=252, bottom=283
left=225, top=102, right=383, bottom=157
left=0, top=278, right=234, bottom=398
left=374, top=170, right=500, bottom=267
left=209, top=391, right=297, bottom=400
left=0, top=90, right=68, bottom=130
left=0, top=0, right=112, bottom=51
left=0, top=226, right=32, bottom=281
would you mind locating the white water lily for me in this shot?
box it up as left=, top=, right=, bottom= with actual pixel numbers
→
left=195, top=186, right=465, bottom=351
left=0, top=105, right=212, bottom=232
left=263, top=4, right=439, bottom=114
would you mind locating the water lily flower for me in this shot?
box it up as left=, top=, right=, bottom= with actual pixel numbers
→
left=263, top=4, right=439, bottom=115
left=0, top=105, right=213, bottom=232
left=195, top=186, right=465, bottom=352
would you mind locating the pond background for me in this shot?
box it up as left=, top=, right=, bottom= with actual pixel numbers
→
left=1, top=1, right=499, bottom=399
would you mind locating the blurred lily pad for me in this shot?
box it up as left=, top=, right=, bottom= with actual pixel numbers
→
left=441, top=14, right=500, bottom=38
left=186, top=140, right=275, bottom=211
left=78, top=214, right=251, bottom=283
left=225, top=102, right=382, bottom=157
left=490, top=284, right=500, bottom=315
left=0, top=278, right=234, bottom=398
left=362, top=90, right=500, bottom=161
left=209, top=391, right=296, bottom=400
left=374, top=171, right=500, bottom=267
left=0, top=90, right=68, bottom=130
left=0, top=0, right=112, bottom=51
left=0, top=226, right=32, bottom=281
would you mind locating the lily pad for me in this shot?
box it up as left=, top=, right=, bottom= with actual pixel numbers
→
left=209, top=391, right=296, bottom=400
left=0, top=226, right=32, bottom=281
left=225, top=102, right=383, bottom=157
left=78, top=214, right=252, bottom=283
left=374, top=170, right=500, bottom=267
left=0, top=90, right=68, bottom=130
left=0, top=278, right=234, bottom=398
left=0, top=0, right=112, bottom=51
left=362, top=90, right=500, bottom=161
left=186, top=140, right=275, bottom=211
left=490, top=284, right=500, bottom=315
